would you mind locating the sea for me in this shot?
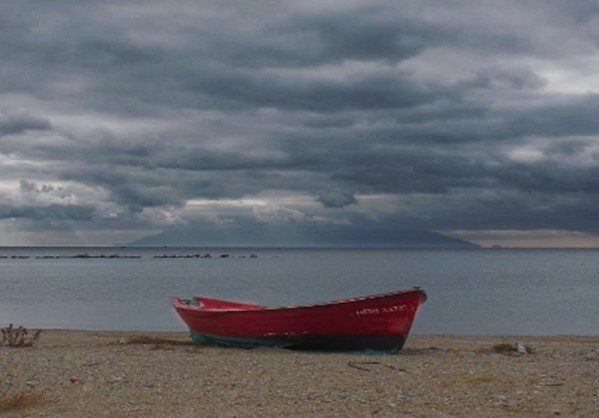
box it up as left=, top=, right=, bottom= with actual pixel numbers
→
left=1, top=247, right=597, bottom=336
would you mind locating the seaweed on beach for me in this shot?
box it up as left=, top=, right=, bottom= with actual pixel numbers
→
left=117, top=335, right=193, bottom=347
left=0, top=392, right=47, bottom=412
left=492, top=342, right=535, bottom=355
left=1, top=324, right=42, bottom=348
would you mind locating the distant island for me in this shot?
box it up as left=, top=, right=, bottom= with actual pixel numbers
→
left=128, top=221, right=479, bottom=248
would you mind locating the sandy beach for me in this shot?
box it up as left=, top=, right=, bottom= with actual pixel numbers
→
left=1, top=330, right=598, bottom=417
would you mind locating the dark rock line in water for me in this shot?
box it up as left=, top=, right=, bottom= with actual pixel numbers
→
left=0, top=253, right=259, bottom=260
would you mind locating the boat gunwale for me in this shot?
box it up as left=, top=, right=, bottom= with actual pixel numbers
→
left=172, top=287, right=426, bottom=314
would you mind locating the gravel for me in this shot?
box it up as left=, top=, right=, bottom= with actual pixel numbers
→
left=2, top=330, right=598, bottom=417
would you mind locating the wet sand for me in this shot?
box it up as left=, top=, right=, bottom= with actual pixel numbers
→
left=1, top=330, right=598, bottom=417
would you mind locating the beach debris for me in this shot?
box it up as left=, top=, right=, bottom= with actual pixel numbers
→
left=495, top=395, right=511, bottom=407
left=1, top=324, right=42, bottom=348
left=110, top=373, right=126, bottom=383
left=490, top=342, right=535, bottom=355
left=68, top=376, right=79, bottom=384
left=516, top=342, right=528, bottom=355
left=347, top=361, right=408, bottom=372
left=118, top=337, right=130, bottom=345
left=348, top=361, right=381, bottom=371
left=541, top=381, right=565, bottom=387
left=0, top=392, right=47, bottom=412
left=119, top=335, right=191, bottom=346
left=115, top=335, right=193, bottom=351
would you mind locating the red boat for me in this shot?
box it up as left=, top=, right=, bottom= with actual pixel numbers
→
left=172, top=287, right=427, bottom=353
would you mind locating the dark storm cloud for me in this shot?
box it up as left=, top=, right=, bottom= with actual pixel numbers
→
left=192, top=69, right=443, bottom=112
left=1, top=0, right=599, bottom=244
left=275, top=6, right=450, bottom=65
left=313, top=189, right=357, bottom=208
left=0, top=203, right=95, bottom=222
left=0, top=111, right=52, bottom=136
left=388, top=190, right=599, bottom=234
left=185, top=4, right=450, bottom=69
left=0, top=2, right=451, bottom=114
left=495, top=94, right=599, bottom=139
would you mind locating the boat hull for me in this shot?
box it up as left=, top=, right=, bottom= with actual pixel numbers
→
left=172, top=288, right=426, bottom=353
left=189, top=330, right=408, bottom=352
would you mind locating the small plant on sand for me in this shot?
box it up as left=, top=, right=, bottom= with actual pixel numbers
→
left=1, top=324, right=42, bottom=348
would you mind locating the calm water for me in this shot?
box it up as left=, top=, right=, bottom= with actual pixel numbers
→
left=1, top=247, right=597, bottom=335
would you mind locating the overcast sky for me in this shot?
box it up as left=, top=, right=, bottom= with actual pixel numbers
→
left=1, top=0, right=599, bottom=247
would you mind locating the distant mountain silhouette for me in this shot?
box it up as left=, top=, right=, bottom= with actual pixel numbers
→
left=129, top=219, right=479, bottom=248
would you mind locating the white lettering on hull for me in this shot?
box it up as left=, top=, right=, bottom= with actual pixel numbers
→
left=355, top=304, right=408, bottom=316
